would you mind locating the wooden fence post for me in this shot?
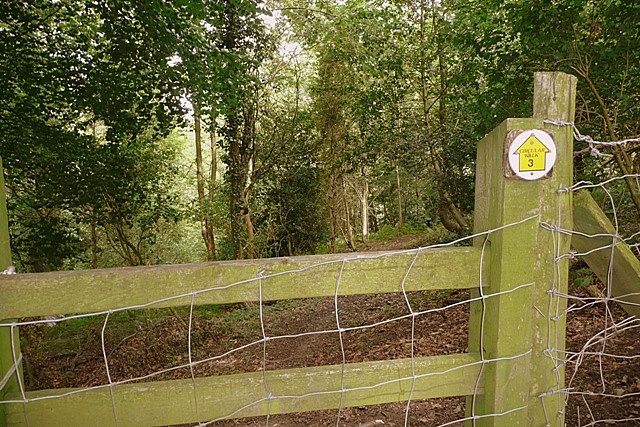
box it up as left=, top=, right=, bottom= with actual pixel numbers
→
left=466, top=72, right=576, bottom=426
left=0, top=157, right=21, bottom=427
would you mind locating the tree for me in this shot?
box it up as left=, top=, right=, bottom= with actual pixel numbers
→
left=0, top=0, right=190, bottom=270
left=450, top=0, right=640, bottom=211
left=193, top=113, right=218, bottom=260
left=281, top=0, right=477, bottom=243
left=176, top=0, right=271, bottom=260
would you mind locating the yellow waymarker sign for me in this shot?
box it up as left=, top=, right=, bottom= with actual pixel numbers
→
left=513, top=134, right=550, bottom=172
left=508, top=129, right=556, bottom=180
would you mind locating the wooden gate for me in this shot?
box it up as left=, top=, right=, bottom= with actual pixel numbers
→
left=0, top=72, right=577, bottom=427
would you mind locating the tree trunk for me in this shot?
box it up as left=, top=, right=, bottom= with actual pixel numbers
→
left=227, top=112, right=245, bottom=260
left=361, top=176, right=369, bottom=242
left=242, top=99, right=257, bottom=259
left=395, top=161, right=403, bottom=229
left=418, top=0, right=469, bottom=233
left=343, top=178, right=355, bottom=249
left=317, top=52, right=348, bottom=254
left=439, top=203, right=462, bottom=233
left=221, top=1, right=251, bottom=260
left=243, top=189, right=256, bottom=259
left=90, top=219, right=98, bottom=269
left=226, top=98, right=258, bottom=261
left=194, top=112, right=216, bottom=260
left=328, top=172, right=338, bottom=253
left=432, top=156, right=469, bottom=232
left=207, top=126, right=217, bottom=256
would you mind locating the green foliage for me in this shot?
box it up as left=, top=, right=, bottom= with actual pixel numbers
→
left=368, top=222, right=457, bottom=247
left=9, top=209, right=84, bottom=272
left=571, top=267, right=595, bottom=288
left=0, top=0, right=195, bottom=269
left=1, top=0, right=273, bottom=267
left=369, top=225, right=402, bottom=242
left=451, top=0, right=640, bottom=163
left=569, top=262, right=597, bottom=288
left=256, top=162, right=328, bottom=257
left=5, top=0, right=640, bottom=267
left=215, top=235, right=239, bottom=261
left=422, top=223, right=461, bottom=246
left=280, top=0, right=480, bottom=239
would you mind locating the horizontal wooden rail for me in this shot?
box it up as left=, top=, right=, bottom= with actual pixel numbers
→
left=4, top=353, right=483, bottom=427
left=0, top=247, right=483, bottom=319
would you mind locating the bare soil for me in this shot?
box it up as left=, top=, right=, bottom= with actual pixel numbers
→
left=19, top=236, right=640, bottom=426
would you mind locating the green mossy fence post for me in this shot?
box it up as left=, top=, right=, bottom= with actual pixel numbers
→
left=0, top=157, right=21, bottom=427
left=466, top=72, right=576, bottom=426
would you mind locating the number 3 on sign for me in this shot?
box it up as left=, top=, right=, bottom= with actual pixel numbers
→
left=508, top=130, right=556, bottom=181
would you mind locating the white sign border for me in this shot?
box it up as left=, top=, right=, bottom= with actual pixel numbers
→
left=507, top=129, right=556, bottom=181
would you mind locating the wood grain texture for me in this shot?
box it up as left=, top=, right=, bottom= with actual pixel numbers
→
left=4, top=353, right=483, bottom=427
left=0, top=247, right=482, bottom=319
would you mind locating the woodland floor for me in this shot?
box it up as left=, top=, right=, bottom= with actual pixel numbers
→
left=19, top=234, right=640, bottom=426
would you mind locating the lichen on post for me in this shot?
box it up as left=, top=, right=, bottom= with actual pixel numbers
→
left=466, top=72, right=576, bottom=427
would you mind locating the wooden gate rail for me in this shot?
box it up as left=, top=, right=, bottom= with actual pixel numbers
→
left=1, top=247, right=482, bottom=319
left=4, top=353, right=484, bottom=425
